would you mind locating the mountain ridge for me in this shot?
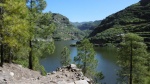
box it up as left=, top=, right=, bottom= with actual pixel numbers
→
left=71, top=20, right=101, bottom=30
left=52, top=13, right=85, bottom=40
left=88, top=0, right=150, bottom=47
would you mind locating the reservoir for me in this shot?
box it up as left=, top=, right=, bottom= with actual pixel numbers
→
left=40, top=40, right=119, bottom=84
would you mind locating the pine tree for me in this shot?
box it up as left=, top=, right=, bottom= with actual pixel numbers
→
left=26, top=0, right=55, bottom=70
left=61, top=46, right=71, bottom=66
left=26, top=0, right=46, bottom=69
left=117, top=33, right=149, bottom=84
left=0, top=0, right=30, bottom=66
left=74, top=39, right=98, bottom=76
left=74, top=39, right=104, bottom=83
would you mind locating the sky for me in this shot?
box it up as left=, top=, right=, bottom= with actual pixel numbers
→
left=43, top=0, right=140, bottom=22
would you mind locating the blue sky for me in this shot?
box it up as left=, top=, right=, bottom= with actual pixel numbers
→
left=43, top=0, right=140, bottom=22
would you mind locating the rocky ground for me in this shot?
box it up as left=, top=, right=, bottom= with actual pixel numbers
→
left=0, top=63, right=91, bottom=84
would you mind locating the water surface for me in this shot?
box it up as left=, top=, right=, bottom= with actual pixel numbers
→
left=40, top=40, right=119, bottom=84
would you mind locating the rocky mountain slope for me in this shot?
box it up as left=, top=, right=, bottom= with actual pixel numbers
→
left=52, top=13, right=85, bottom=40
left=0, top=63, right=91, bottom=84
left=88, top=0, right=150, bottom=47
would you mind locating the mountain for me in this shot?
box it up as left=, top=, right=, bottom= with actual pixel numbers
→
left=88, top=0, right=150, bottom=47
left=52, top=13, right=85, bottom=40
left=71, top=20, right=101, bottom=30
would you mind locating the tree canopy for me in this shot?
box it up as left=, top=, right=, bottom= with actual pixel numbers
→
left=0, top=0, right=55, bottom=75
left=61, top=46, right=71, bottom=66
left=74, top=39, right=98, bottom=76
left=117, top=33, right=149, bottom=84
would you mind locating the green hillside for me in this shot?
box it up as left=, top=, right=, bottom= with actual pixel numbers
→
left=89, top=0, right=150, bottom=47
left=52, top=13, right=85, bottom=40
left=71, top=20, right=101, bottom=38
left=71, top=20, right=101, bottom=30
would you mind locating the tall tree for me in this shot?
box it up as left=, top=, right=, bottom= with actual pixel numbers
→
left=117, top=33, right=149, bottom=84
left=74, top=39, right=104, bottom=83
left=26, top=0, right=46, bottom=69
left=0, top=0, right=30, bottom=66
left=26, top=0, right=55, bottom=70
left=74, top=39, right=98, bottom=76
left=61, top=46, right=71, bottom=66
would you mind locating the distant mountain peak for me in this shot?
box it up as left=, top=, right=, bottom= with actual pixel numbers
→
left=71, top=20, right=102, bottom=30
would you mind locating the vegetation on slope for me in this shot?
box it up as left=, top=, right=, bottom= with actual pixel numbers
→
left=0, top=0, right=55, bottom=75
left=71, top=20, right=101, bottom=30
left=89, top=0, right=150, bottom=47
left=71, top=20, right=101, bottom=38
left=117, top=33, right=149, bottom=84
left=52, top=13, right=85, bottom=40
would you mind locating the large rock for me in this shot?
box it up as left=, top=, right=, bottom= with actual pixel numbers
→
left=68, top=64, right=82, bottom=72
left=10, top=72, right=14, bottom=77
left=51, top=71, right=56, bottom=74
left=70, top=64, right=77, bottom=69
left=74, top=80, right=89, bottom=84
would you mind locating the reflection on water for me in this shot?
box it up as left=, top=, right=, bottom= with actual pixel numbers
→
left=40, top=40, right=119, bottom=84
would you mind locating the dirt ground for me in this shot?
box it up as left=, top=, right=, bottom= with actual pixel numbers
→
left=0, top=63, right=91, bottom=84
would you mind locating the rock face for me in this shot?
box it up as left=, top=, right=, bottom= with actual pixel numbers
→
left=0, top=63, right=92, bottom=84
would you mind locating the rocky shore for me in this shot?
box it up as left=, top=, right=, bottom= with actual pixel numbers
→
left=0, top=63, right=91, bottom=84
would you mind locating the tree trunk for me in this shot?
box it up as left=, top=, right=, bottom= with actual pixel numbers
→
left=0, top=2, right=4, bottom=67
left=29, top=40, right=33, bottom=69
left=83, top=50, right=87, bottom=75
left=29, top=0, right=33, bottom=70
left=8, top=48, right=12, bottom=63
left=0, top=42, right=4, bottom=67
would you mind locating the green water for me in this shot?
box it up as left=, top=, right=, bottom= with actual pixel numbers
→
left=40, top=40, right=119, bottom=84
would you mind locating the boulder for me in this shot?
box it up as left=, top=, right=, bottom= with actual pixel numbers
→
left=51, top=71, right=56, bottom=74
left=74, top=80, right=89, bottom=84
left=47, top=73, right=51, bottom=75
left=10, top=72, right=14, bottom=77
left=70, top=64, right=77, bottom=69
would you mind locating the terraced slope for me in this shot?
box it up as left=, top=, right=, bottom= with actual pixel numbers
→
left=89, top=0, right=150, bottom=48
